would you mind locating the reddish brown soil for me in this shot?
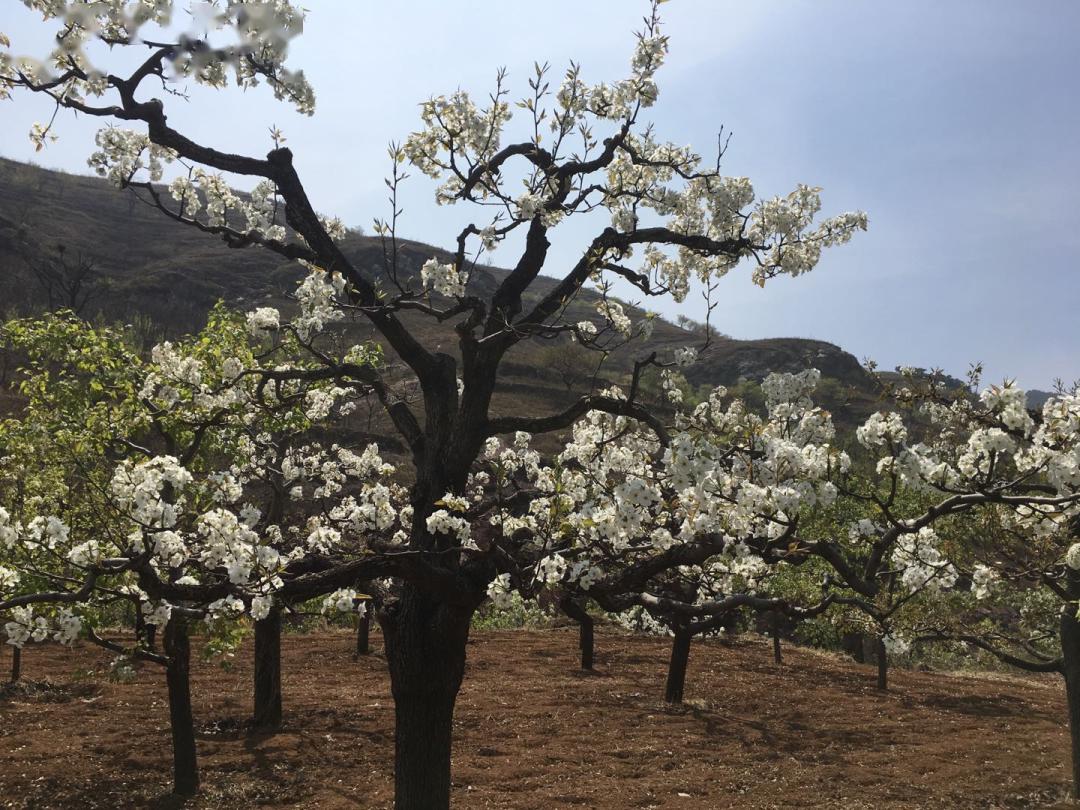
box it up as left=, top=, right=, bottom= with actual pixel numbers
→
left=0, top=628, right=1071, bottom=809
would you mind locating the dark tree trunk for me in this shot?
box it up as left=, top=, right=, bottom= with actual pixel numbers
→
left=1061, top=609, right=1080, bottom=798
left=355, top=609, right=371, bottom=657
left=559, top=597, right=594, bottom=670
left=772, top=629, right=783, bottom=665
left=253, top=607, right=283, bottom=730
left=664, top=626, right=693, bottom=704
left=876, top=636, right=888, bottom=691
left=10, top=645, right=21, bottom=683
left=164, top=617, right=199, bottom=796
left=841, top=631, right=868, bottom=663
left=136, top=610, right=158, bottom=651
left=381, top=585, right=474, bottom=810
left=373, top=353, right=491, bottom=808
left=579, top=615, right=595, bottom=671
left=135, top=608, right=146, bottom=645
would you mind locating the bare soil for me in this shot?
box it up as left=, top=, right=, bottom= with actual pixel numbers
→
left=0, top=628, right=1072, bottom=809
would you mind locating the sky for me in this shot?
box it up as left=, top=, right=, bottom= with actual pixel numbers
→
left=2, top=0, right=1078, bottom=390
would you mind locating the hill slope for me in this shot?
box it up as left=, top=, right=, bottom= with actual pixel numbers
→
left=0, top=157, right=882, bottom=433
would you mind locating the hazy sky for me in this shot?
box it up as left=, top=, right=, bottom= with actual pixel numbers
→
left=2, top=1, right=1078, bottom=389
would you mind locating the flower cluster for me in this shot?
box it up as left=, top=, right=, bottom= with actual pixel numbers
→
left=420, top=258, right=466, bottom=298
left=4, top=606, right=81, bottom=648
left=890, top=528, right=958, bottom=593
left=88, top=128, right=175, bottom=188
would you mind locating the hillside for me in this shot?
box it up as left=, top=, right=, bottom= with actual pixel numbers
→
left=1028, top=390, right=1055, bottom=410
left=0, top=157, right=883, bottom=437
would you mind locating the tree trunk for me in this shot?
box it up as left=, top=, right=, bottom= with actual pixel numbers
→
left=355, top=609, right=371, bottom=657
left=559, top=597, right=594, bottom=671
left=772, top=629, right=783, bottom=665
left=164, top=617, right=199, bottom=796
left=1061, top=608, right=1080, bottom=798
left=841, top=632, right=867, bottom=663
left=10, top=645, right=21, bottom=683
left=381, top=585, right=473, bottom=810
left=876, top=636, right=888, bottom=691
left=579, top=614, right=595, bottom=671
left=135, top=608, right=146, bottom=646
left=134, top=603, right=157, bottom=651
left=664, top=626, right=693, bottom=704
left=253, top=607, right=283, bottom=730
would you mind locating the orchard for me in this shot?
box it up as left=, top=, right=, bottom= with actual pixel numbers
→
left=1, top=2, right=1078, bottom=808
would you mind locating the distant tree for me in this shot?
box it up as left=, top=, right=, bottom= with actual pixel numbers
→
left=25, top=244, right=101, bottom=316
left=911, top=379, right=1080, bottom=797
left=674, top=313, right=727, bottom=339
left=494, top=370, right=839, bottom=704
left=787, top=373, right=1080, bottom=693
left=0, top=309, right=399, bottom=793
left=540, top=339, right=597, bottom=392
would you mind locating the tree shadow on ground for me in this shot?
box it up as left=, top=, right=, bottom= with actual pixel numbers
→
left=911, top=692, right=1033, bottom=718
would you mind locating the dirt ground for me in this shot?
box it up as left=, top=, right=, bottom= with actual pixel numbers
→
left=0, top=627, right=1072, bottom=809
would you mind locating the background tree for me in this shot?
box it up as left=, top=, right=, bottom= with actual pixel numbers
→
left=0, top=305, right=403, bottom=793
left=480, top=370, right=840, bottom=703
left=539, top=338, right=599, bottom=393
left=789, top=373, right=1080, bottom=689
left=24, top=243, right=102, bottom=317
left=919, top=501, right=1080, bottom=794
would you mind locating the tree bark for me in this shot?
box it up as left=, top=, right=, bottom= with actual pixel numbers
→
left=579, top=614, right=595, bottom=671
left=664, top=625, right=693, bottom=704
left=841, top=632, right=867, bottom=663
left=355, top=609, right=371, bottom=657
left=134, top=604, right=158, bottom=651
left=772, top=628, right=783, bottom=665
left=381, top=585, right=473, bottom=810
left=9, top=645, right=21, bottom=683
left=1061, top=608, right=1080, bottom=798
left=163, top=617, right=199, bottom=796
left=253, top=606, right=283, bottom=730
left=876, top=636, right=888, bottom=691
left=135, top=607, right=146, bottom=646
left=559, top=597, right=594, bottom=670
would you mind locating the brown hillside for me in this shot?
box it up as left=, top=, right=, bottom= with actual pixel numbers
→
left=0, top=157, right=882, bottom=433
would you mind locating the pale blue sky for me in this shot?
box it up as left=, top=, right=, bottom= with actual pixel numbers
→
left=2, top=1, right=1078, bottom=389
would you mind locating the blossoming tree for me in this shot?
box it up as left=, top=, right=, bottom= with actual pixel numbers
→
left=903, top=382, right=1080, bottom=795
left=1, top=3, right=867, bottom=806
left=0, top=306, right=405, bottom=793
left=482, top=370, right=842, bottom=702
left=780, top=375, right=1080, bottom=691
